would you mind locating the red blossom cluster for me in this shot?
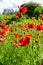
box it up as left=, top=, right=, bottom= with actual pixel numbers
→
left=36, top=23, right=43, bottom=30
left=15, top=12, right=22, bottom=18
left=18, top=34, right=31, bottom=46
left=18, top=6, right=28, bottom=14
left=15, top=6, right=28, bottom=18
left=25, top=23, right=43, bottom=30
left=27, top=23, right=35, bottom=28
left=12, top=23, right=43, bottom=47
left=0, top=24, right=9, bottom=38
left=19, top=23, right=43, bottom=33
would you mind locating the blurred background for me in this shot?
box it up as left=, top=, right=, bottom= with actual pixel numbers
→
left=0, top=0, right=43, bottom=14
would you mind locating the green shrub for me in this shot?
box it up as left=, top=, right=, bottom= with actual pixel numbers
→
left=34, top=7, right=42, bottom=19
left=22, top=2, right=41, bottom=17
left=41, top=7, right=43, bottom=13
left=21, top=2, right=43, bottom=19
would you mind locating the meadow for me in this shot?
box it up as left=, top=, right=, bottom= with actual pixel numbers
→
left=0, top=2, right=43, bottom=65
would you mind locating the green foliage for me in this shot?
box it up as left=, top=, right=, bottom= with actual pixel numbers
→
left=41, top=7, right=43, bottom=13
left=22, top=2, right=43, bottom=19
left=22, top=2, right=41, bottom=17
left=0, top=17, right=4, bottom=24
left=34, top=7, right=42, bottom=19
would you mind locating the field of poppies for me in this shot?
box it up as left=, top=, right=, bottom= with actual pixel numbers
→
left=0, top=3, right=43, bottom=65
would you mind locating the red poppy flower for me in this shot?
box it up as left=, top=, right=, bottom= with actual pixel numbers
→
left=18, top=6, right=28, bottom=14
left=0, top=24, right=9, bottom=38
left=18, top=37, right=30, bottom=46
left=14, top=33, right=21, bottom=38
left=27, top=23, right=31, bottom=28
left=0, top=24, right=8, bottom=31
left=0, top=29, right=5, bottom=35
left=40, top=17, right=43, bottom=20
left=18, top=34, right=31, bottom=46
left=0, top=24, right=5, bottom=28
left=3, top=33, right=8, bottom=38
left=30, top=23, right=35, bottom=28
left=15, top=12, right=22, bottom=18
left=36, top=24, right=43, bottom=30
left=0, top=29, right=8, bottom=38
left=3, top=25, right=8, bottom=31
left=27, top=23, right=35, bottom=28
